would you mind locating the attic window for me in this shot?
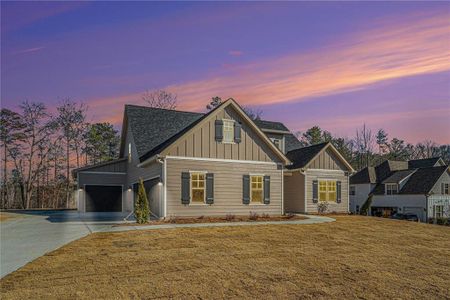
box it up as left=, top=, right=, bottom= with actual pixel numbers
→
left=222, top=119, right=235, bottom=143
left=270, top=138, right=282, bottom=150
left=441, top=183, right=449, bottom=195
left=386, top=183, right=398, bottom=195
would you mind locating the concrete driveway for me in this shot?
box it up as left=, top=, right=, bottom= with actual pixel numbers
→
left=0, top=210, right=130, bottom=278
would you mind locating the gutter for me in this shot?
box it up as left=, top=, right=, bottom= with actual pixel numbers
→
left=137, top=154, right=159, bottom=168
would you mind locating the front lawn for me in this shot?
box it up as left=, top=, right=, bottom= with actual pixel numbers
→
left=1, top=216, right=449, bottom=299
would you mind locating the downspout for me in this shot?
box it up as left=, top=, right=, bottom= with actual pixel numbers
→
left=156, top=156, right=167, bottom=219
left=281, top=165, right=284, bottom=215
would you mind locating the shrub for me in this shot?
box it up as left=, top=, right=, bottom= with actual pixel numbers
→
left=360, top=195, right=373, bottom=215
left=134, top=178, right=149, bottom=224
left=225, top=214, right=235, bottom=221
left=436, top=217, right=447, bottom=225
left=249, top=211, right=259, bottom=221
left=169, top=216, right=179, bottom=223
left=317, top=202, right=329, bottom=214
left=198, top=215, right=204, bottom=220
left=261, top=213, right=270, bottom=219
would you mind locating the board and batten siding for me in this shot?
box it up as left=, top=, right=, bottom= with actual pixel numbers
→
left=165, top=106, right=281, bottom=163
left=305, top=169, right=349, bottom=213
left=165, top=157, right=282, bottom=217
left=284, top=171, right=305, bottom=212
left=308, top=148, right=347, bottom=170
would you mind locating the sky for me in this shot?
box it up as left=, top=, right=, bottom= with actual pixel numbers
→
left=1, top=1, right=450, bottom=144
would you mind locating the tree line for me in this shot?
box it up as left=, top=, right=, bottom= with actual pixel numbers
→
left=1, top=91, right=448, bottom=209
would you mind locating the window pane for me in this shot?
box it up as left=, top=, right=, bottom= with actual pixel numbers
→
left=319, top=192, right=327, bottom=201
left=192, top=189, right=204, bottom=202
left=329, top=192, right=336, bottom=201
left=252, top=190, right=262, bottom=203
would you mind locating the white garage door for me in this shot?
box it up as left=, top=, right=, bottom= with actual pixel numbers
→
left=404, top=207, right=424, bottom=222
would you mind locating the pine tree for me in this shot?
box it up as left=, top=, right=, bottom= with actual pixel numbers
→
left=134, top=179, right=149, bottom=224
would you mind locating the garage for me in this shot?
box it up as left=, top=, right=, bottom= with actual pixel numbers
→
left=403, top=207, right=425, bottom=222
left=85, top=185, right=123, bottom=212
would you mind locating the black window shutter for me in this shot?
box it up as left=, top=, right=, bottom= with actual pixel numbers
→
left=215, top=120, right=223, bottom=142
left=206, top=173, right=214, bottom=204
left=234, top=122, right=241, bottom=143
left=243, top=175, right=250, bottom=204
left=312, top=180, right=318, bottom=203
left=181, top=172, right=190, bottom=204
left=263, top=176, right=270, bottom=204
left=336, top=181, right=342, bottom=203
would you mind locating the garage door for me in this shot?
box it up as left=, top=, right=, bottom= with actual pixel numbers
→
left=85, top=185, right=122, bottom=212
left=404, top=207, right=424, bottom=222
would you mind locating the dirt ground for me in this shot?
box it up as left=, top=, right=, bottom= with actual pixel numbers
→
left=1, top=215, right=449, bottom=299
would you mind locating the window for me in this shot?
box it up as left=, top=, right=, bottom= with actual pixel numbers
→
left=441, top=183, right=449, bottom=195
left=386, top=184, right=398, bottom=195
left=349, top=185, right=356, bottom=196
left=319, top=180, right=337, bottom=202
left=356, top=205, right=360, bottom=214
left=222, top=119, right=234, bottom=143
left=434, top=205, right=444, bottom=218
left=270, top=138, right=282, bottom=150
left=250, top=175, right=264, bottom=203
left=190, top=172, right=205, bottom=203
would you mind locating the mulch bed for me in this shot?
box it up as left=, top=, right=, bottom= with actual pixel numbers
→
left=115, top=214, right=307, bottom=226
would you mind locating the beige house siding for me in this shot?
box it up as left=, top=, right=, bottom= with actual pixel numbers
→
left=165, top=106, right=281, bottom=163
left=165, top=157, right=283, bottom=217
left=305, top=169, right=349, bottom=213
left=309, top=148, right=347, bottom=170
left=284, top=171, right=305, bottom=212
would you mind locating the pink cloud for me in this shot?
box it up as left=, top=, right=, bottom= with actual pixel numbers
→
left=14, top=46, right=45, bottom=55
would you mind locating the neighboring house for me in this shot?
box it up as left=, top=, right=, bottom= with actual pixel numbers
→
left=73, top=98, right=354, bottom=217
left=349, top=157, right=450, bottom=221
left=284, top=142, right=354, bottom=214
left=74, top=99, right=290, bottom=217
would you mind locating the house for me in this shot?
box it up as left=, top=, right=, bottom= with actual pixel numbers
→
left=284, top=142, right=354, bottom=214
left=73, top=98, right=354, bottom=217
left=349, top=157, right=450, bottom=221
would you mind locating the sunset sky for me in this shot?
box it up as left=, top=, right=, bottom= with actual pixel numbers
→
left=2, top=1, right=449, bottom=144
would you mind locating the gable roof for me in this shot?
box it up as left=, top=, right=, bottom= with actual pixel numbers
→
left=286, top=142, right=354, bottom=171
left=350, top=167, right=377, bottom=184
left=136, top=99, right=291, bottom=165
left=371, top=166, right=448, bottom=195
left=382, top=169, right=416, bottom=184
left=123, top=104, right=202, bottom=159
left=408, top=157, right=444, bottom=169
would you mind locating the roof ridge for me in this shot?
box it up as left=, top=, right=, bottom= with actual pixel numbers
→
left=125, top=104, right=204, bottom=115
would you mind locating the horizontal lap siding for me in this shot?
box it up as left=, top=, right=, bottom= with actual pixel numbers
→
left=166, top=158, right=282, bottom=217
left=305, top=169, right=349, bottom=213
left=284, top=171, right=305, bottom=213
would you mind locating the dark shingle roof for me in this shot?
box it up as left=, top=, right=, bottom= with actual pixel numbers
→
left=408, top=157, right=442, bottom=169
left=285, top=133, right=303, bottom=152
left=375, top=160, right=408, bottom=182
left=125, top=105, right=202, bottom=159
left=382, top=169, right=416, bottom=184
left=350, top=167, right=377, bottom=184
left=400, top=166, right=448, bottom=194
left=371, top=166, right=448, bottom=195
left=286, top=142, right=329, bottom=169
left=253, top=119, right=290, bottom=132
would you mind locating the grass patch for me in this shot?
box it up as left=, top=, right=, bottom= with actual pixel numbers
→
left=1, top=216, right=449, bottom=299
left=0, top=212, right=19, bottom=223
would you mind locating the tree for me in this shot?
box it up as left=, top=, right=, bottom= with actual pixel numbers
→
left=206, top=96, right=222, bottom=111
left=56, top=99, right=87, bottom=206
left=142, top=89, right=177, bottom=110
left=134, top=178, right=149, bottom=224
left=376, top=129, right=388, bottom=156
left=242, top=106, right=263, bottom=120
left=354, top=124, right=374, bottom=169
left=302, top=126, right=323, bottom=145
left=83, top=123, right=120, bottom=164
left=0, top=109, right=25, bottom=208
left=386, top=138, right=408, bottom=160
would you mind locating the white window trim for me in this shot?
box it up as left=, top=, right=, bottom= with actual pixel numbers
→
left=441, top=183, right=449, bottom=195
left=434, top=205, right=444, bottom=218
left=222, top=119, right=235, bottom=144
left=318, top=179, right=337, bottom=202
left=250, top=174, right=264, bottom=204
left=385, top=183, right=398, bottom=195
left=189, top=171, right=207, bottom=205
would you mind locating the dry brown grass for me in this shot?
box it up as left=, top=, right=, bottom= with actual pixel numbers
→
left=1, top=216, right=449, bottom=299
left=0, top=212, right=18, bottom=223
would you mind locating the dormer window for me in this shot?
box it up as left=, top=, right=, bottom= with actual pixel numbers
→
left=222, top=119, right=235, bottom=143
left=271, top=138, right=281, bottom=150
left=386, top=183, right=398, bottom=195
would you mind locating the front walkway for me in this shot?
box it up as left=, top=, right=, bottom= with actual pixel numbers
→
left=0, top=211, right=334, bottom=278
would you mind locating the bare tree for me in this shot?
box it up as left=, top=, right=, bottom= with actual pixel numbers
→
left=142, top=90, right=177, bottom=110
left=355, top=124, right=374, bottom=169
left=206, top=96, right=222, bottom=111
left=242, top=106, right=263, bottom=120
